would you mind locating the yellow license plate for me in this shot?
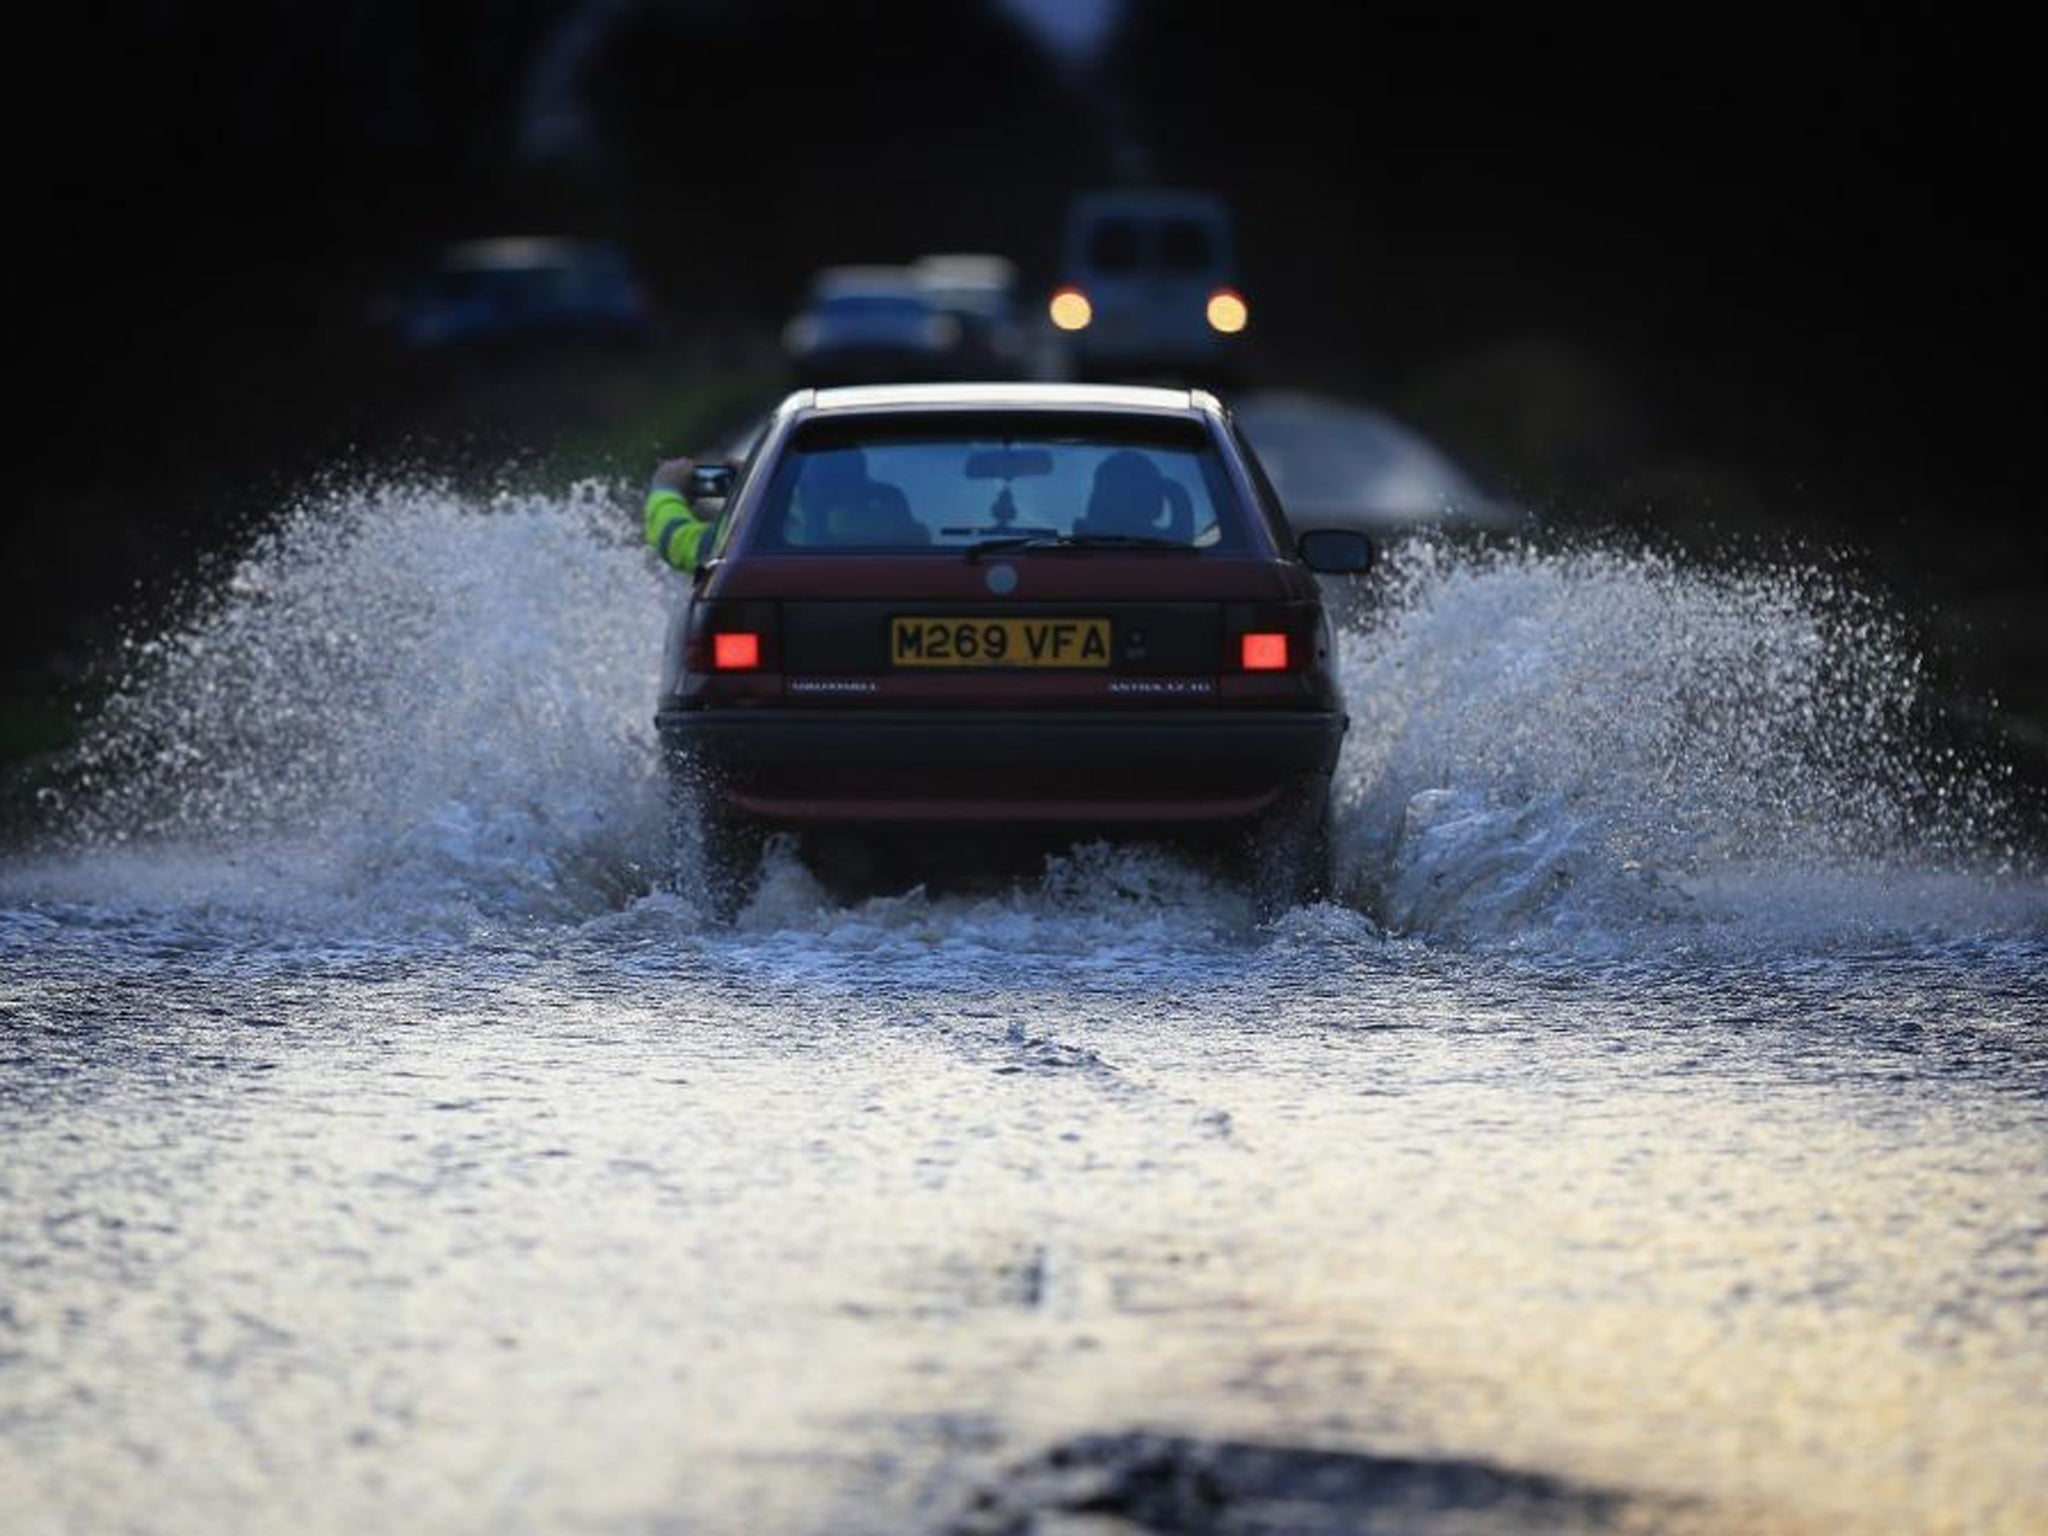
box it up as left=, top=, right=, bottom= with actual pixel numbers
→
left=891, top=616, right=1111, bottom=668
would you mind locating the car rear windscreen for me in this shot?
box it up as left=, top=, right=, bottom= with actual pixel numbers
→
left=1158, top=219, right=1216, bottom=272
left=817, top=294, right=929, bottom=321
left=1084, top=219, right=1143, bottom=273
left=746, top=413, right=1252, bottom=554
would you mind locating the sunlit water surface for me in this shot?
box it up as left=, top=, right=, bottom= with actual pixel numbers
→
left=4, top=483, right=2045, bottom=1536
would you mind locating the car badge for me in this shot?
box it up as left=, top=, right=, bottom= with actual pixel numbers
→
left=985, top=562, right=1019, bottom=596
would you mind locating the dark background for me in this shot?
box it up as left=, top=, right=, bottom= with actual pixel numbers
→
left=4, top=4, right=2038, bottom=769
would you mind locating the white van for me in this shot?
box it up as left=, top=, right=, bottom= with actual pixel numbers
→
left=1052, top=190, right=1246, bottom=385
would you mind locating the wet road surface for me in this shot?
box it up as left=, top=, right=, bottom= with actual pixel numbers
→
left=4, top=477, right=2045, bottom=1535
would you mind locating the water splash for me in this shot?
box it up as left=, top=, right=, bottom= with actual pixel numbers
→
left=36, top=477, right=672, bottom=927
left=7, top=482, right=2040, bottom=948
left=1332, top=537, right=2037, bottom=945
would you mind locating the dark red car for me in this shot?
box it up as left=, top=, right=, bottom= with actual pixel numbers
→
left=658, top=384, right=1372, bottom=916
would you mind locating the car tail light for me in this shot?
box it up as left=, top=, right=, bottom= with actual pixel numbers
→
left=682, top=599, right=778, bottom=683
left=1240, top=632, right=1289, bottom=671
left=712, top=631, right=761, bottom=670
left=1206, top=288, right=1249, bottom=334
left=1049, top=286, right=1093, bottom=331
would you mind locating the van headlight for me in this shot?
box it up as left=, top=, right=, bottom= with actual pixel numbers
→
left=1049, top=287, right=1093, bottom=331
left=1205, top=289, right=1248, bottom=334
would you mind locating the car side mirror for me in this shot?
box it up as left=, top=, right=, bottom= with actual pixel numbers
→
left=688, top=461, right=737, bottom=502
left=1297, top=528, right=1373, bottom=574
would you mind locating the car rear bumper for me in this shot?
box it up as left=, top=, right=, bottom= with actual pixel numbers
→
left=657, top=706, right=1345, bottom=824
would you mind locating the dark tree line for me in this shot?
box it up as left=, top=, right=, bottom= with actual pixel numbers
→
left=3, top=2, right=2037, bottom=732
left=1098, top=9, right=2030, bottom=522
left=576, top=0, right=1100, bottom=316
left=4, top=0, right=1095, bottom=676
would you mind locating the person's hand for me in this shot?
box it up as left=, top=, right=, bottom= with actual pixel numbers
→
left=651, top=455, right=697, bottom=493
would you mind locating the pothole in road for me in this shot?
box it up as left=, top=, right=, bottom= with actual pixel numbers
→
left=940, top=1430, right=1683, bottom=1536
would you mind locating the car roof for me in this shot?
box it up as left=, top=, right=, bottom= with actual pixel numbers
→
left=911, top=253, right=1017, bottom=287
left=798, top=382, right=1221, bottom=417
left=808, top=264, right=921, bottom=297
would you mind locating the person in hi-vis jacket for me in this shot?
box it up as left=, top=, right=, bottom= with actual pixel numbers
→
left=643, top=457, right=713, bottom=572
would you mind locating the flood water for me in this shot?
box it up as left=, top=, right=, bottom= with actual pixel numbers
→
left=4, top=482, right=2045, bottom=1535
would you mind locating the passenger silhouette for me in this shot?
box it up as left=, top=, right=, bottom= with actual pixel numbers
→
left=1076, top=450, right=1192, bottom=541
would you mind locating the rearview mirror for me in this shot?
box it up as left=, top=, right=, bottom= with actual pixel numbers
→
left=965, top=448, right=1054, bottom=480
left=688, top=461, right=737, bottom=501
left=1297, top=528, right=1373, bottom=574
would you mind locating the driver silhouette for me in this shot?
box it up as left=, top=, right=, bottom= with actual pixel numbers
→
left=796, top=447, right=927, bottom=546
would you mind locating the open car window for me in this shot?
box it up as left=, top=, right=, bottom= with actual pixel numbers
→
left=746, top=413, right=1251, bottom=554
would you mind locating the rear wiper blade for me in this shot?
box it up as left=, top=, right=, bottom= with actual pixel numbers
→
left=964, top=532, right=1194, bottom=561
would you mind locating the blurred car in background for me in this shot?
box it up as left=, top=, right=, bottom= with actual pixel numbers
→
left=911, top=254, right=1029, bottom=378
left=1050, top=190, right=1247, bottom=386
left=385, top=237, right=651, bottom=353
left=1231, top=393, right=1525, bottom=631
left=783, top=267, right=963, bottom=387
left=1231, top=393, right=1525, bottom=537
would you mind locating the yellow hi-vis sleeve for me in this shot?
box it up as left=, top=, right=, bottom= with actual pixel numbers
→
left=644, top=487, right=712, bottom=572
